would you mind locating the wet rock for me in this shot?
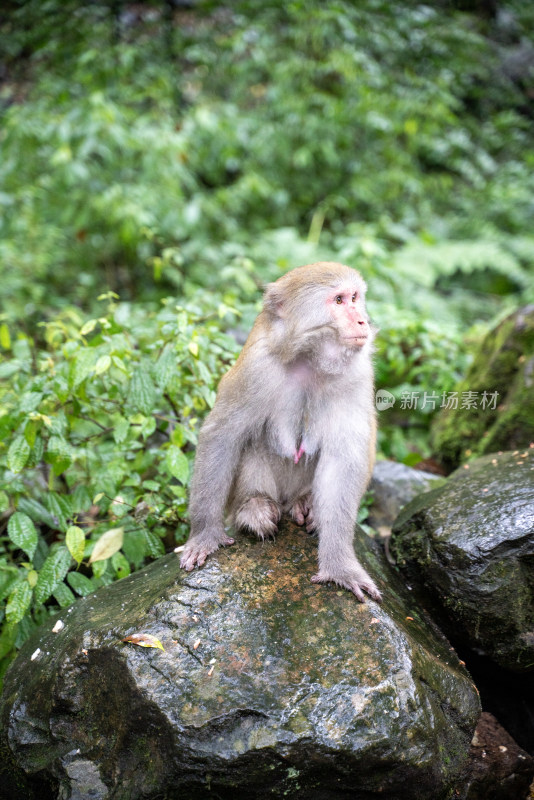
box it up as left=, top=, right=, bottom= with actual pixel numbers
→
left=432, top=305, right=534, bottom=469
left=0, top=524, right=480, bottom=800
left=368, top=460, right=444, bottom=531
left=464, top=712, right=534, bottom=800
left=390, top=450, right=534, bottom=673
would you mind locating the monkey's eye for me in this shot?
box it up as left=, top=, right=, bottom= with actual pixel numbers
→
left=351, top=292, right=357, bottom=302
left=335, top=295, right=343, bottom=304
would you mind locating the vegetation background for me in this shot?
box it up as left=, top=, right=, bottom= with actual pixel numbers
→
left=0, top=0, right=533, bottom=681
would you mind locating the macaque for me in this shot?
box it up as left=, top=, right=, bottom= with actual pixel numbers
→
left=180, top=261, right=381, bottom=602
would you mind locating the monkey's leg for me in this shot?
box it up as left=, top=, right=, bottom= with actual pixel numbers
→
left=230, top=447, right=282, bottom=540
left=290, top=493, right=316, bottom=532
left=310, top=459, right=381, bottom=603
left=311, top=541, right=381, bottom=602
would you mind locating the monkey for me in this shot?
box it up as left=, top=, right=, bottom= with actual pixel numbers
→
left=180, top=261, right=381, bottom=603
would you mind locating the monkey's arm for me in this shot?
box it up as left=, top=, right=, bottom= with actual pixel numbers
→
left=180, top=379, right=254, bottom=571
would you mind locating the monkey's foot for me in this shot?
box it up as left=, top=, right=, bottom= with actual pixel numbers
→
left=235, top=496, right=281, bottom=540
left=311, top=569, right=382, bottom=603
left=180, top=533, right=235, bottom=571
left=290, top=494, right=316, bottom=532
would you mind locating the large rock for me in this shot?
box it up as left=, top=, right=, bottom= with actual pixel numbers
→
left=368, top=460, right=444, bottom=530
left=0, top=525, right=480, bottom=800
left=432, top=305, right=534, bottom=469
left=390, top=450, right=534, bottom=673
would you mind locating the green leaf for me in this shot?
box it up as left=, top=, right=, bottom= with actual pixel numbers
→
left=0, top=570, right=18, bottom=603
left=66, top=525, right=86, bottom=565
left=8, top=513, right=38, bottom=560
left=89, top=527, right=124, bottom=563
left=402, top=452, right=423, bottom=467
left=44, top=435, right=72, bottom=476
left=68, top=349, right=96, bottom=389
left=67, top=571, right=95, bottom=597
left=129, top=367, right=156, bottom=414
left=0, top=623, right=18, bottom=661
left=17, top=497, right=56, bottom=528
left=166, top=446, right=189, bottom=484
left=140, top=415, right=157, bottom=439
left=94, top=354, right=112, bottom=375
left=195, top=360, right=211, bottom=385
left=0, top=362, right=19, bottom=379
left=111, top=551, right=130, bottom=579
left=24, top=419, right=40, bottom=447
left=72, top=485, right=92, bottom=514
left=154, top=344, right=176, bottom=389
left=170, top=424, right=186, bottom=448
left=53, top=582, right=76, bottom=608
left=27, top=569, right=38, bottom=588
left=19, top=392, right=43, bottom=413
left=112, top=355, right=127, bottom=372
left=90, top=559, right=108, bottom=579
left=6, top=581, right=32, bottom=625
left=7, top=436, right=31, bottom=473
left=144, top=529, right=164, bottom=558
left=142, top=480, right=160, bottom=492
left=0, top=322, right=11, bottom=349
left=130, top=413, right=156, bottom=440
left=27, top=435, right=44, bottom=468
left=0, top=491, right=10, bottom=514
left=113, top=416, right=130, bottom=444
left=34, top=546, right=72, bottom=605
left=46, top=492, right=73, bottom=532
left=122, top=528, right=146, bottom=568
left=80, top=319, right=98, bottom=336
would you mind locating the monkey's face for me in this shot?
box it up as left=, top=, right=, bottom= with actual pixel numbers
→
left=263, top=263, right=372, bottom=368
left=326, top=282, right=370, bottom=348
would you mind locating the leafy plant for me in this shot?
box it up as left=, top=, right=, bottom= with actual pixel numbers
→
left=2, top=0, right=534, bottom=321
left=0, top=292, right=241, bottom=679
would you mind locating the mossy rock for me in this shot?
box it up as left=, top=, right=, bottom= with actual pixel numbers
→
left=432, top=305, right=534, bottom=469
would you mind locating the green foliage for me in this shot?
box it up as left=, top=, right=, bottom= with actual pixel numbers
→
left=374, top=310, right=470, bottom=462
left=0, top=90, right=194, bottom=316
left=2, top=1, right=534, bottom=320
left=0, top=293, right=241, bottom=678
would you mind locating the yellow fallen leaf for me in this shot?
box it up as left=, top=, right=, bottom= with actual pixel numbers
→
left=123, top=633, right=165, bottom=651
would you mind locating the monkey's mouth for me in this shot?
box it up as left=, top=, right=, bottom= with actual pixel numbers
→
left=345, top=335, right=368, bottom=345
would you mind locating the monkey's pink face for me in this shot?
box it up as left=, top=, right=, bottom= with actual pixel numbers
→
left=327, top=285, right=370, bottom=346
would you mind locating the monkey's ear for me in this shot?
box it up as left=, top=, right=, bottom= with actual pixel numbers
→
left=263, top=283, right=286, bottom=318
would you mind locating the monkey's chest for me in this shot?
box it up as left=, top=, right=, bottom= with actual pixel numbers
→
left=267, top=396, right=319, bottom=464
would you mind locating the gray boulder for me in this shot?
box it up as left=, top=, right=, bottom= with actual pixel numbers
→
left=1, top=524, right=480, bottom=800
left=368, top=460, right=444, bottom=530
left=390, top=450, right=534, bottom=673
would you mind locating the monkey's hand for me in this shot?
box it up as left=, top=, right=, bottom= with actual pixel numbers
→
left=180, top=531, right=235, bottom=571
left=311, top=566, right=382, bottom=603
